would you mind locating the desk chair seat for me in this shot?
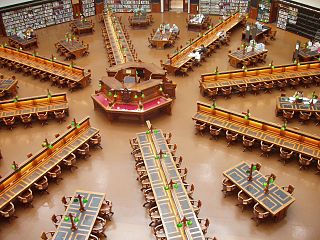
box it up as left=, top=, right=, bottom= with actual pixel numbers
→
left=315, top=112, right=320, bottom=126
left=250, top=83, right=261, bottom=95
left=51, top=214, right=63, bottom=228
left=198, top=218, right=210, bottom=235
left=54, top=110, right=66, bottom=123
left=37, top=112, right=48, bottom=126
left=190, top=200, right=202, bottom=216
left=99, top=199, right=114, bottom=220
left=148, top=206, right=161, bottom=227
left=153, top=224, right=166, bottom=240
left=282, top=110, right=294, bottom=122
left=221, top=86, right=232, bottom=99
left=302, top=76, right=312, bottom=88
left=184, top=183, right=195, bottom=199
left=289, top=78, right=300, bottom=89
left=282, top=185, right=295, bottom=195
left=62, top=153, right=77, bottom=171
left=61, top=196, right=72, bottom=210
left=222, top=178, right=237, bottom=197
left=20, top=114, right=32, bottom=128
left=92, top=217, right=107, bottom=238
left=242, top=135, right=255, bottom=152
left=277, top=79, right=287, bottom=91
left=34, top=176, right=49, bottom=194
left=316, top=160, right=320, bottom=175
left=210, top=125, right=222, bottom=140
left=260, top=141, right=274, bottom=157
left=226, top=130, right=238, bottom=147
left=237, top=190, right=253, bottom=211
left=68, top=80, right=79, bottom=92
left=206, top=88, right=218, bottom=99
left=298, top=153, right=313, bottom=170
left=47, top=165, right=63, bottom=184
left=178, top=167, right=188, bottom=181
left=237, top=84, right=247, bottom=97
left=76, top=142, right=90, bottom=159
left=279, top=147, right=294, bottom=165
left=264, top=81, right=274, bottom=93
left=142, top=188, right=156, bottom=208
left=89, top=133, right=103, bottom=149
left=252, top=203, right=270, bottom=225
left=18, top=188, right=34, bottom=207
left=0, top=202, right=17, bottom=221
left=195, top=121, right=206, bottom=135
left=299, top=111, right=311, bottom=124
left=3, top=116, right=15, bottom=130
left=40, top=231, right=55, bottom=240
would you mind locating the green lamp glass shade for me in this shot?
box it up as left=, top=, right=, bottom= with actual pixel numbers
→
left=48, top=145, right=53, bottom=149
left=177, top=223, right=183, bottom=228
left=76, top=124, right=80, bottom=129
left=74, top=217, right=79, bottom=222
left=108, top=91, right=112, bottom=96
left=64, top=216, right=70, bottom=221
left=74, top=198, right=79, bottom=202
left=159, top=87, right=163, bottom=92
left=173, top=183, right=179, bottom=189
left=269, top=179, right=274, bottom=184
left=71, top=121, right=75, bottom=127
left=187, top=220, right=193, bottom=226
left=252, top=165, right=257, bottom=170
left=146, top=130, right=150, bottom=134
left=164, top=186, right=169, bottom=190
left=263, top=182, right=267, bottom=187
left=113, top=94, right=118, bottom=98
left=134, top=94, right=138, bottom=99
left=141, top=93, right=145, bottom=98
left=83, top=198, right=88, bottom=203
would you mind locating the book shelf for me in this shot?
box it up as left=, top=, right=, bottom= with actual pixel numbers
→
left=1, top=0, right=74, bottom=36
left=276, top=0, right=320, bottom=40
left=82, top=0, right=96, bottom=17
left=257, top=0, right=271, bottom=23
left=199, top=0, right=249, bottom=16
left=106, top=0, right=151, bottom=13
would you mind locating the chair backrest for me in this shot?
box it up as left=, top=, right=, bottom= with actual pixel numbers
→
left=287, top=185, right=295, bottom=194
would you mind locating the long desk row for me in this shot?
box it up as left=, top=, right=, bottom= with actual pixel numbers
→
left=0, top=77, right=18, bottom=99
left=0, top=117, right=100, bottom=212
left=103, top=12, right=135, bottom=65
left=0, top=46, right=91, bottom=89
left=136, top=128, right=205, bottom=240
left=192, top=101, right=320, bottom=160
left=163, top=12, right=245, bottom=74
left=199, top=61, right=320, bottom=98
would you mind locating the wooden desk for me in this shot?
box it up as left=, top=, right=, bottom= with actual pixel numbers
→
left=275, top=97, right=320, bottom=115
left=71, top=19, right=94, bottom=35
left=193, top=101, right=320, bottom=160
left=130, top=15, right=150, bottom=28
left=52, top=190, right=105, bottom=240
left=0, top=93, right=68, bottom=119
left=0, top=78, right=18, bottom=99
left=199, top=61, right=320, bottom=97
left=136, top=129, right=205, bottom=240
left=223, top=162, right=295, bottom=220
left=57, top=40, right=87, bottom=58
left=228, top=49, right=268, bottom=68
left=163, top=12, right=245, bottom=74
left=188, top=15, right=207, bottom=31
left=103, top=13, right=135, bottom=65
left=0, top=117, right=99, bottom=211
left=0, top=46, right=91, bottom=88
left=298, top=49, right=320, bottom=62
left=151, top=29, right=172, bottom=49
left=8, top=35, right=38, bottom=50
left=242, top=26, right=271, bottom=42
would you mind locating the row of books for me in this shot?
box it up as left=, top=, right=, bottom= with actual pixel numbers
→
left=105, top=0, right=151, bottom=12
left=199, top=0, right=249, bottom=16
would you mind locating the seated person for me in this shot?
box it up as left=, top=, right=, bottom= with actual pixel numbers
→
left=170, top=24, right=179, bottom=35
left=217, top=30, right=226, bottom=40
left=164, top=23, right=171, bottom=32
left=293, top=91, right=303, bottom=101
left=17, top=30, right=26, bottom=39
left=188, top=50, right=201, bottom=62
left=198, top=44, right=208, bottom=55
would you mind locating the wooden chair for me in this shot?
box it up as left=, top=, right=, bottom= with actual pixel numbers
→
left=89, top=133, right=103, bottom=149
left=51, top=214, right=63, bottom=228
left=237, top=84, right=247, bottom=97
left=289, top=78, right=300, bottom=89
left=301, top=76, right=312, bottom=88
left=260, top=141, right=274, bottom=158
left=34, top=176, right=49, bottom=194
left=250, top=83, right=261, bottom=95
left=63, top=153, right=78, bottom=171
left=221, top=178, right=237, bottom=197
left=270, top=30, right=277, bottom=40
left=277, top=79, right=287, bottom=91
left=99, top=199, right=114, bottom=220
left=3, top=116, right=15, bottom=130
left=92, top=217, right=107, bottom=238
left=173, top=156, right=183, bottom=168
left=299, top=111, right=311, bottom=124
left=190, top=200, right=202, bottom=216
left=54, top=110, right=66, bottom=123
left=263, top=81, right=274, bottom=94
left=195, top=121, right=206, bottom=135
left=315, top=112, right=320, bottom=126
left=37, top=112, right=48, bottom=126
left=316, top=159, right=320, bottom=175
left=226, top=130, right=238, bottom=147
left=282, top=185, right=295, bottom=195
left=198, top=218, right=210, bottom=235
left=0, top=202, right=17, bottom=221
left=178, top=168, right=188, bottom=181
left=153, top=224, right=166, bottom=240
left=184, top=183, right=195, bottom=199
left=61, top=196, right=72, bottom=210
left=18, top=188, right=34, bottom=207
left=221, top=86, right=232, bottom=99
left=209, top=125, right=222, bottom=140
left=76, top=142, right=90, bottom=159
left=242, top=135, right=255, bottom=152
left=40, top=231, right=55, bottom=240
left=237, top=190, right=253, bottom=211
left=206, top=88, right=218, bottom=99
left=47, top=165, right=63, bottom=184
left=68, top=80, right=79, bottom=92
left=148, top=206, right=161, bottom=227
left=279, top=147, right=294, bottom=165
left=252, top=203, right=270, bottom=225
left=298, top=153, right=313, bottom=170
left=20, top=114, right=32, bottom=128
left=282, top=110, right=294, bottom=122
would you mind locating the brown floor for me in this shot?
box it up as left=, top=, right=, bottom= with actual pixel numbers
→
left=0, top=12, right=320, bottom=240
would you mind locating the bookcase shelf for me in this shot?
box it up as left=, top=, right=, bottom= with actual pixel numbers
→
left=199, top=0, right=249, bottom=16
left=106, top=0, right=151, bottom=13
left=82, top=0, right=96, bottom=17
left=257, top=0, right=271, bottom=23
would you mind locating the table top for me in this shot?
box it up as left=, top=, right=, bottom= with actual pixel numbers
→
left=73, top=20, right=94, bottom=30
left=276, top=96, right=320, bottom=113
left=202, top=68, right=320, bottom=90
left=103, top=13, right=135, bottom=65
left=298, top=49, right=320, bottom=58
left=152, top=30, right=171, bottom=41
left=0, top=46, right=87, bottom=83
left=229, top=49, right=268, bottom=61
left=0, top=78, right=17, bottom=91
left=0, top=117, right=99, bottom=210
left=193, top=102, right=320, bottom=159
left=131, top=15, right=148, bottom=23
left=223, top=162, right=295, bottom=215
left=9, top=35, right=37, bottom=45
left=0, top=93, right=68, bottom=118
left=52, top=190, right=105, bottom=240
left=137, top=129, right=205, bottom=240
left=58, top=40, right=86, bottom=53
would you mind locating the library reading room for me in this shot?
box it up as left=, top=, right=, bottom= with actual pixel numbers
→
left=0, top=0, right=319, bottom=239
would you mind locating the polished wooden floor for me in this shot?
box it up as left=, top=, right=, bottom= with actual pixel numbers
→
left=0, top=12, right=320, bottom=240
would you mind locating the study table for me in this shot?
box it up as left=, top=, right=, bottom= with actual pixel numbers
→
left=0, top=92, right=68, bottom=119
left=52, top=190, right=105, bottom=240
left=298, top=49, right=320, bottom=62
left=0, top=117, right=99, bottom=212
left=199, top=60, right=320, bottom=97
left=129, top=15, right=150, bottom=28
left=8, top=35, right=38, bottom=50
left=228, top=48, right=268, bottom=68
left=0, top=46, right=91, bottom=88
left=151, top=29, right=172, bottom=49
left=136, top=128, right=205, bottom=240
left=0, top=78, right=18, bottom=99
left=193, top=101, right=320, bottom=160
left=187, top=15, right=208, bottom=31
left=162, top=12, right=245, bottom=74
left=223, top=162, right=295, bottom=220
left=71, top=19, right=94, bottom=35
left=103, top=12, right=135, bottom=65
left=242, top=26, right=271, bottom=42
left=57, top=40, right=87, bottom=58
left=275, top=96, right=320, bottom=115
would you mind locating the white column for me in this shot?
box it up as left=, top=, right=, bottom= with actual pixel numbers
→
left=161, top=0, right=164, bottom=12
left=188, top=0, right=190, bottom=13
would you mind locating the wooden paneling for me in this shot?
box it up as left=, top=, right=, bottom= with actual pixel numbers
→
left=151, top=3, right=161, bottom=12
left=249, top=7, right=258, bottom=19
left=190, top=4, right=198, bottom=14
